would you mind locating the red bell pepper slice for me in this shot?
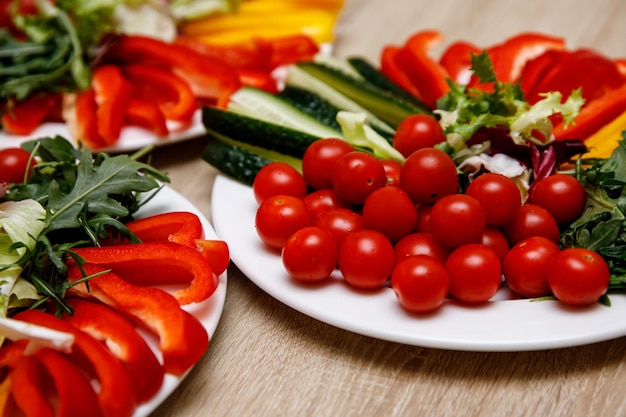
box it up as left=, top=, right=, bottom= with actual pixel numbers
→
left=121, top=64, right=198, bottom=123
left=9, top=353, right=56, bottom=417
left=267, top=34, right=319, bottom=69
left=104, top=35, right=241, bottom=105
left=615, top=58, right=626, bottom=78
left=120, top=211, right=230, bottom=276
left=13, top=309, right=137, bottom=417
left=122, top=211, right=204, bottom=246
left=125, top=98, right=170, bottom=137
left=1, top=92, right=61, bottom=135
left=71, top=241, right=218, bottom=305
left=524, top=49, right=625, bottom=105
left=237, top=69, right=280, bottom=93
left=92, top=65, right=133, bottom=145
left=35, top=348, right=105, bottom=417
left=62, top=89, right=107, bottom=149
left=380, top=45, right=426, bottom=102
left=62, top=298, right=165, bottom=403
left=393, top=30, right=450, bottom=108
left=66, top=262, right=209, bottom=375
left=488, top=32, right=566, bottom=84
left=553, top=82, right=626, bottom=141
left=174, top=35, right=273, bottom=71
left=519, top=49, right=563, bottom=103
left=439, top=40, right=481, bottom=85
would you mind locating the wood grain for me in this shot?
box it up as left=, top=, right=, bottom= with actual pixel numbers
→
left=149, top=1, right=626, bottom=415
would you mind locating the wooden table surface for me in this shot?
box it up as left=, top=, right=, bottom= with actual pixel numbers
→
left=149, top=1, right=626, bottom=416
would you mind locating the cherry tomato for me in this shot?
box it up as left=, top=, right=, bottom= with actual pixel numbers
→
left=445, top=243, right=502, bottom=304
left=255, top=195, right=313, bottom=250
left=338, top=229, right=395, bottom=289
left=548, top=248, right=610, bottom=306
left=252, top=162, right=307, bottom=204
left=362, top=186, right=417, bottom=242
left=503, top=236, right=559, bottom=297
left=429, top=194, right=487, bottom=248
left=315, top=208, right=365, bottom=245
left=529, top=174, right=587, bottom=224
left=281, top=226, right=338, bottom=283
left=380, top=159, right=402, bottom=187
left=465, top=173, right=521, bottom=226
left=331, top=151, right=386, bottom=204
left=480, top=226, right=509, bottom=263
left=302, top=138, right=354, bottom=190
left=391, top=255, right=450, bottom=313
left=400, top=147, right=459, bottom=205
left=392, top=114, right=445, bottom=158
left=501, top=204, right=560, bottom=246
left=0, top=148, right=36, bottom=184
left=393, top=232, right=451, bottom=264
left=303, top=189, right=352, bottom=219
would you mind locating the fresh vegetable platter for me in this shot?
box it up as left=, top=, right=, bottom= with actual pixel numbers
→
left=201, top=27, right=626, bottom=350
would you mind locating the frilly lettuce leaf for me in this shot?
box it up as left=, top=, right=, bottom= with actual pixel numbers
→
left=336, top=111, right=405, bottom=163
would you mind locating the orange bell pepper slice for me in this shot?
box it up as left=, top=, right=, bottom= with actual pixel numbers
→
left=62, top=298, right=165, bottom=403
left=66, top=262, right=210, bottom=376
left=13, top=309, right=137, bottom=417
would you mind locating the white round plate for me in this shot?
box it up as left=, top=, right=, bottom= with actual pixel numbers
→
left=132, top=185, right=227, bottom=416
left=211, top=174, right=626, bottom=352
left=0, top=110, right=205, bottom=153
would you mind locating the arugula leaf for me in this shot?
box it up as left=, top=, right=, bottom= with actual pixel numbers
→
left=2, top=136, right=169, bottom=314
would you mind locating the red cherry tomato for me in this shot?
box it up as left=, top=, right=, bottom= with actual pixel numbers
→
left=281, top=226, right=338, bottom=283
left=392, top=114, right=445, bottom=158
left=362, top=186, right=417, bottom=242
left=429, top=194, right=487, bottom=248
left=548, top=248, right=610, bottom=306
left=252, top=162, right=307, bottom=204
left=503, top=236, right=559, bottom=297
left=400, top=147, right=459, bottom=205
left=391, top=255, right=450, bottom=313
left=465, top=173, right=521, bottom=226
left=393, top=232, right=451, bottom=264
left=380, top=159, right=402, bottom=187
left=315, top=208, right=365, bottom=245
left=445, top=243, right=502, bottom=304
left=331, top=151, right=386, bottom=204
left=303, top=188, right=352, bottom=219
left=480, top=226, right=509, bottom=263
left=302, top=138, right=354, bottom=190
left=529, top=174, right=587, bottom=224
left=0, top=148, right=36, bottom=184
left=255, top=195, right=313, bottom=250
left=502, top=204, right=560, bottom=246
left=338, top=229, right=395, bottom=289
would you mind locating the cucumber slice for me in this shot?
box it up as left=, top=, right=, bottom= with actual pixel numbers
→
left=295, top=61, right=428, bottom=128
left=202, top=105, right=320, bottom=158
left=227, top=86, right=342, bottom=139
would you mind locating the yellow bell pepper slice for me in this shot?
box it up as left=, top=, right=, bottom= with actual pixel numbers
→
left=582, top=109, right=626, bottom=159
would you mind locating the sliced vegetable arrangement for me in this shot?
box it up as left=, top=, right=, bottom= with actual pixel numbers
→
left=202, top=29, right=626, bottom=314
left=1, top=0, right=343, bottom=149
left=0, top=137, right=229, bottom=415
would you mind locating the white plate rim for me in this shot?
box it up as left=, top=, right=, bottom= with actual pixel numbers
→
left=0, top=110, right=205, bottom=153
left=211, top=173, right=626, bottom=352
left=129, top=185, right=227, bottom=417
